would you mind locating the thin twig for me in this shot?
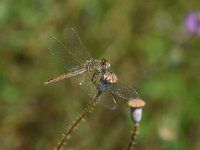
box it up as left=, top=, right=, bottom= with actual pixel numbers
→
left=56, top=99, right=97, bottom=150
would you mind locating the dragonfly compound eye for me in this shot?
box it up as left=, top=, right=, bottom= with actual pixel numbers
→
left=100, top=59, right=110, bottom=69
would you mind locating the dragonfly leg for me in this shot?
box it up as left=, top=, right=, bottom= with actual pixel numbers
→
left=92, top=71, right=99, bottom=85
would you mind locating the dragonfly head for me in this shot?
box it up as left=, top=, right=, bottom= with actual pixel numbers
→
left=100, top=59, right=110, bottom=69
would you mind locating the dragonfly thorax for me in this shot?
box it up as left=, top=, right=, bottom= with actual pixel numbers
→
left=85, top=59, right=110, bottom=72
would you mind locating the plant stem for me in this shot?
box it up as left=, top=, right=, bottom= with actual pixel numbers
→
left=127, top=123, right=139, bottom=150
left=56, top=99, right=97, bottom=150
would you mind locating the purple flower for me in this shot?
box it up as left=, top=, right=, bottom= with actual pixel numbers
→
left=184, top=11, right=200, bottom=36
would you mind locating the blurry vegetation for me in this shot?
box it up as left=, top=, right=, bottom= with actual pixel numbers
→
left=0, top=0, right=200, bottom=150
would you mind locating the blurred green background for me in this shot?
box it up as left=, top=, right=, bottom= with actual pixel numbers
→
left=1, top=0, right=200, bottom=150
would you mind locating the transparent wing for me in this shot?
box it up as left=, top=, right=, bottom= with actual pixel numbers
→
left=97, top=92, right=117, bottom=110
left=108, top=80, right=140, bottom=101
left=48, top=28, right=92, bottom=71
left=63, top=28, right=92, bottom=64
left=78, top=71, right=99, bottom=99
left=48, top=37, right=82, bottom=71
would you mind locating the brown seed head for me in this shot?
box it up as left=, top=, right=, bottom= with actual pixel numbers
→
left=127, top=98, right=145, bottom=108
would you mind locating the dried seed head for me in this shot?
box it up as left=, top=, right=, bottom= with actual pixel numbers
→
left=130, top=107, right=143, bottom=123
left=128, top=98, right=145, bottom=123
left=127, top=98, right=145, bottom=108
left=103, top=71, right=118, bottom=83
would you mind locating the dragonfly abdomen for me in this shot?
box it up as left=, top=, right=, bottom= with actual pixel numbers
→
left=44, top=67, right=87, bottom=85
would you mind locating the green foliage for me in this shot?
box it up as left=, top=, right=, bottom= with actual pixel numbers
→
left=0, top=0, right=200, bottom=149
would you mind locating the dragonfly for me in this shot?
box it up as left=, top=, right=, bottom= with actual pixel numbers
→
left=44, top=28, right=139, bottom=109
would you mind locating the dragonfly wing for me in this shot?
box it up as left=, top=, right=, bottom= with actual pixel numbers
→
left=47, top=28, right=92, bottom=71
left=48, top=37, right=83, bottom=71
left=64, top=28, right=92, bottom=64
left=78, top=71, right=99, bottom=99
left=97, top=92, right=117, bottom=110
left=108, top=80, right=140, bottom=101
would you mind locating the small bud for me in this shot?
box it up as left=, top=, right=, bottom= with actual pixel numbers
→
left=82, top=118, right=86, bottom=122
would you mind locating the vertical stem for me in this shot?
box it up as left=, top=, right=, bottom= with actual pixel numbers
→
left=56, top=99, right=97, bottom=150
left=127, top=123, right=139, bottom=150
